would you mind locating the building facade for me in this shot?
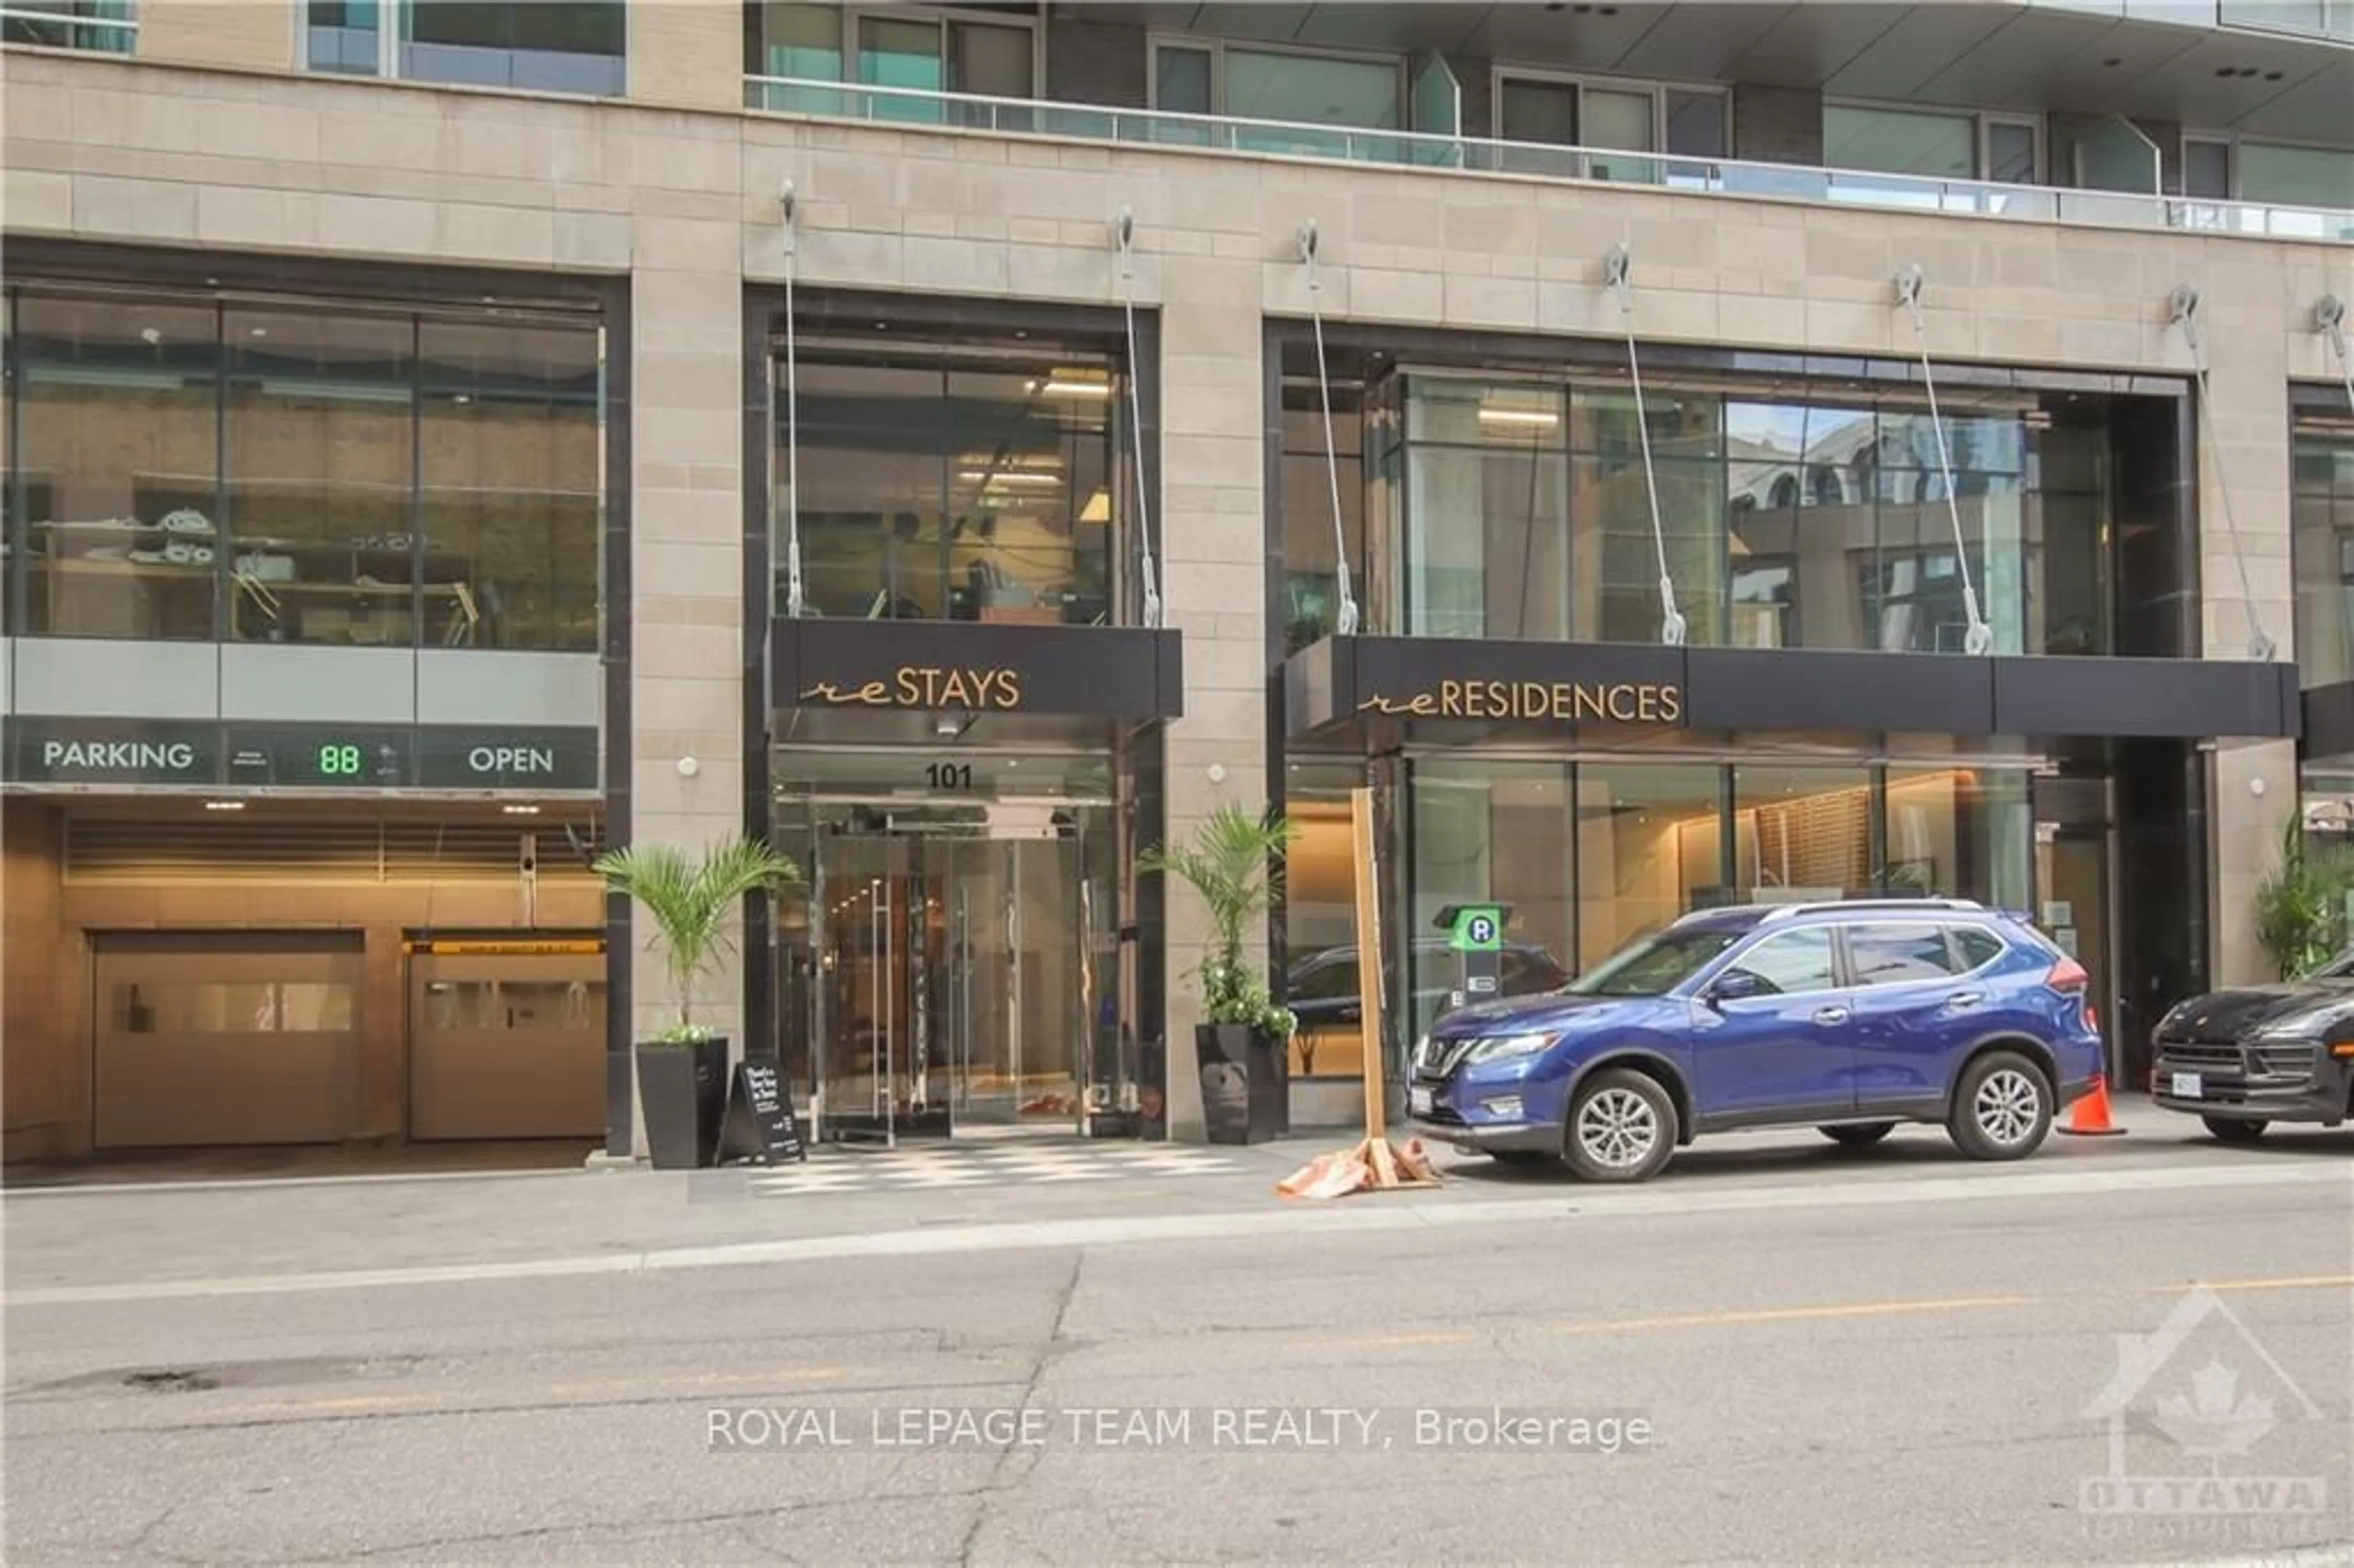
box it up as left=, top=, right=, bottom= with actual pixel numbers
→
left=2, top=0, right=2350, bottom=1158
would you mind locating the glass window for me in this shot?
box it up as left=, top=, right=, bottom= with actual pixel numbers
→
left=1401, top=379, right=1569, bottom=639
left=1582, top=86, right=1656, bottom=183
left=1720, top=927, right=1838, bottom=995
left=1282, top=379, right=1363, bottom=653
left=1727, top=403, right=1875, bottom=650
left=1574, top=763, right=1723, bottom=968
left=417, top=319, right=601, bottom=650
left=1734, top=766, right=1872, bottom=900
left=1498, top=78, right=1578, bottom=144
left=859, top=16, right=943, bottom=91
left=1405, top=758, right=1575, bottom=1040
left=786, top=348, right=1119, bottom=625
left=1152, top=44, right=1213, bottom=115
left=1951, top=925, right=2005, bottom=970
left=2, top=1, right=135, bottom=54
left=1571, top=387, right=1725, bottom=645
left=1824, top=105, right=1976, bottom=178
left=307, top=1, right=383, bottom=74
left=2238, top=142, right=2354, bottom=210
left=110, top=980, right=358, bottom=1033
left=2293, top=433, right=2354, bottom=689
left=2184, top=139, right=2233, bottom=200
left=421, top=979, right=602, bottom=1031
left=223, top=310, right=416, bottom=647
left=948, top=21, right=1030, bottom=97
left=1986, top=121, right=2039, bottom=185
left=1569, top=927, right=1738, bottom=995
left=1884, top=766, right=2030, bottom=907
left=1223, top=48, right=1398, bottom=131
left=1284, top=760, right=1368, bottom=1078
left=15, top=294, right=222, bottom=641
left=1845, top=922, right=1964, bottom=986
left=1665, top=89, right=1726, bottom=158
left=402, top=2, right=627, bottom=94
left=747, top=1, right=843, bottom=79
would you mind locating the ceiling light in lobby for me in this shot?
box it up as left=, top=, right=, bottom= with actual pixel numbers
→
left=1037, top=369, right=1111, bottom=399
left=202, top=800, right=245, bottom=811
left=1477, top=397, right=1560, bottom=430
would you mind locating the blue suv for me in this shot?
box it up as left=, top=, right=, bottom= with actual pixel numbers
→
left=1406, top=899, right=2105, bottom=1182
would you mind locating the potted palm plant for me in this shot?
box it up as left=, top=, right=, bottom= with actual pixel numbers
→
left=2255, top=810, right=2354, bottom=981
left=595, top=835, right=801, bottom=1169
left=1140, top=804, right=1299, bottom=1144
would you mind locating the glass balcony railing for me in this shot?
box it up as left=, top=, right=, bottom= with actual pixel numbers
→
left=745, top=75, right=2354, bottom=245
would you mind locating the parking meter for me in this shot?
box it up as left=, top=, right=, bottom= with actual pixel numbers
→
left=1434, top=903, right=1510, bottom=1011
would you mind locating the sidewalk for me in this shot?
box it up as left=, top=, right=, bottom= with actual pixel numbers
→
left=0, top=1097, right=2247, bottom=1299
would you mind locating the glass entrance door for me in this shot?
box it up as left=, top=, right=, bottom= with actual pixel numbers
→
left=802, top=801, right=1110, bottom=1141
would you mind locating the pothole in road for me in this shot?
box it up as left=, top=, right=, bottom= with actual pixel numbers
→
left=123, top=1369, right=218, bottom=1394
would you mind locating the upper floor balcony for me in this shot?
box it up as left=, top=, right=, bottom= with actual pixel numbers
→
left=746, top=74, right=2353, bottom=243
left=745, top=1, right=2353, bottom=245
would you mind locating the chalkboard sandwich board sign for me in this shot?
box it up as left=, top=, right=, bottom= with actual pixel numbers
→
left=718, top=1060, right=807, bottom=1165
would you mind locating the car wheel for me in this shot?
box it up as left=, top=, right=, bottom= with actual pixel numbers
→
left=1819, top=1122, right=1897, bottom=1147
left=2201, top=1116, right=2268, bottom=1144
left=1490, top=1150, right=1556, bottom=1168
left=1563, top=1068, right=1678, bottom=1183
left=1946, top=1051, right=2053, bottom=1162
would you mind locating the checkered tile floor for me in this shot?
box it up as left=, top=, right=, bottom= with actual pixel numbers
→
left=744, top=1138, right=1244, bottom=1195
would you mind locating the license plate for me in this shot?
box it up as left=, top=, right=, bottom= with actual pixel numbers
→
left=1408, top=1086, right=1434, bottom=1116
left=2170, top=1071, right=2203, bottom=1098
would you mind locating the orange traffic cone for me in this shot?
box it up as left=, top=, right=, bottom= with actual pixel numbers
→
left=2057, top=1073, right=2127, bottom=1137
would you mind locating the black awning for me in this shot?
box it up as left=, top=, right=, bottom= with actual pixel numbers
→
left=772, top=618, right=1183, bottom=721
left=1285, top=636, right=2300, bottom=744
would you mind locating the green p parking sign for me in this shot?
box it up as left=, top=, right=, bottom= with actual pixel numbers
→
left=1448, top=904, right=1505, bottom=953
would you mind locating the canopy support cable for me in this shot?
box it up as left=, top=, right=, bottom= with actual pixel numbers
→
left=1604, top=244, right=1686, bottom=647
left=779, top=181, right=806, bottom=619
left=1894, top=264, right=1993, bottom=657
left=1114, top=208, right=1163, bottom=629
left=1300, top=221, right=1360, bottom=637
left=2320, top=294, right=2354, bottom=416
left=2173, top=284, right=2278, bottom=663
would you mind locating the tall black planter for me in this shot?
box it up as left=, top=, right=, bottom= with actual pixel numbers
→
left=635, top=1037, right=729, bottom=1169
left=1197, top=1024, right=1284, bottom=1145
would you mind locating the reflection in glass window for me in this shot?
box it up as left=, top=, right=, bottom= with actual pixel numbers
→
left=1734, top=765, right=1872, bottom=899
left=5, top=288, right=604, bottom=651
left=422, top=980, right=603, bottom=1031
left=1284, top=759, right=1369, bottom=1078
left=1282, top=379, right=1363, bottom=653
left=400, top=1, right=627, bottom=95
left=1401, top=379, right=1568, bottom=639
left=2293, top=433, right=2354, bottom=688
left=1406, top=758, right=1575, bottom=1041
left=1569, top=389, right=1724, bottom=645
left=1823, top=105, right=1977, bottom=179
left=418, top=321, right=601, bottom=650
left=2238, top=142, right=2354, bottom=211
left=745, top=1, right=845, bottom=79
left=112, top=981, right=359, bottom=1033
left=1846, top=923, right=1964, bottom=986
left=1574, top=763, right=1723, bottom=968
left=1224, top=48, right=1399, bottom=131
left=1884, top=766, right=2031, bottom=908
left=15, top=294, right=222, bottom=640
left=785, top=348, right=1120, bottom=625
left=225, top=310, right=416, bottom=648
left=1, top=1, right=134, bottom=54
left=1721, top=928, right=1837, bottom=994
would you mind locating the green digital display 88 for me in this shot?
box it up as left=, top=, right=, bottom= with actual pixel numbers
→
left=224, top=729, right=412, bottom=787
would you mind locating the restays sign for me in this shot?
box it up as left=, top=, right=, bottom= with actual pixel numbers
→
left=1358, top=680, right=1683, bottom=725
left=9, top=721, right=219, bottom=785
left=802, top=666, right=1024, bottom=711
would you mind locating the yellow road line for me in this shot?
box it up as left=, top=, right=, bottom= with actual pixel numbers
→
left=1544, top=1294, right=2035, bottom=1336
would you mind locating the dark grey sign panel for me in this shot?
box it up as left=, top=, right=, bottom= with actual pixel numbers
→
left=8, top=718, right=221, bottom=785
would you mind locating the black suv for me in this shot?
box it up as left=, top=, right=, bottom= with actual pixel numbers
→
left=2150, top=952, right=2354, bottom=1141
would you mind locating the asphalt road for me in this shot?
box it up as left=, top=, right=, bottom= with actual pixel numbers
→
left=7, top=1132, right=2353, bottom=1566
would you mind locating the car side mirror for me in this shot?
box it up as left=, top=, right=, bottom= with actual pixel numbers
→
left=1705, top=970, right=1764, bottom=1005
